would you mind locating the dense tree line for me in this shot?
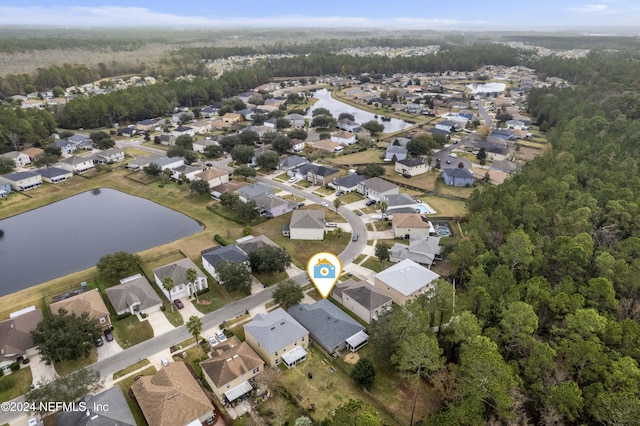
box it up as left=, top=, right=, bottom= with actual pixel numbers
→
left=0, top=107, right=57, bottom=153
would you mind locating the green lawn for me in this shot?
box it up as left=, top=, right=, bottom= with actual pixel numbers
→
left=116, top=365, right=157, bottom=426
left=191, top=288, right=228, bottom=315
left=0, top=367, right=32, bottom=403
left=292, top=180, right=312, bottom=189
left=274, top=172, right=290, bottom=181
left=330, top=149, right=383, bottom=165
left=315, top=186, right=335, bottom=195
left=54, top=348, right=98, bottom=376
left=353, top=254, right=367, bottom=265
left=361, top=258, right=385, bottom=273
left=422, top=195, right=467, bottom=217
left=113, top=359, right=151, bottom=380
left=112, top=315, right=154, bottom=349
left=339, top=191, right=364, bottom=204
left=254, top=270, right=289, bottom=287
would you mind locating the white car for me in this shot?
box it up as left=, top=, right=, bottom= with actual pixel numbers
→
left=288, top=177, right=297, bottom=183
left=448, top=153, right=458, bottom=158
left=320, top=201, right=329, bottom=207
left=208, top=336, right=219, bottom=346
left=161, top=358, right=169, bottom=367
left=215, top=331, right=227, bottom=342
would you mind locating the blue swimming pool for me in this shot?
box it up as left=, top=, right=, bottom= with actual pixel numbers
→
left=437, top=226, right=451, bottom=236
left=415, top=204, right=436, bottom=214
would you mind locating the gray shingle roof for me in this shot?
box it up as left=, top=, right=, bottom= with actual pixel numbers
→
left=360, top=177, right=398, bottom=193
left=279, top=155, right=307, bottom=169
left=1, top=170, right=40, bottom=181
left=153, top=258, right=205, bottom=286
left=442, top=168, right=474, bottom=179
left=106, top=275, right=162, bottom=314
left=339, top=280, right=392, bottom=310
left=288, top=299, right=365, bottom=354
left=244, top=308, right=308, bottom=354
left=35, top=167, right=70, bottom=179
left=383, top=193, right=416, bottom=207
left=238, top=183, right=274, bottom=200
left=333, top=173, right=365, bottom=189
left=396, top=158, right=424, bottom=167
left=56, top=386, right=136, bottom=426
left=290, top=210, right=325, bottom=230
left=201, top=245, right=249, bottom=268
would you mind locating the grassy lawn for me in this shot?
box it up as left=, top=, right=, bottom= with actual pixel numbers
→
left=353, top=254, right=367, bottom=265
left=112, top=315, right=154, bottom=349
left=0, top=367, right=32, bottom=403
left=113, top=359, right=150, bottom=380
left=516, top=139, right=548, bottom=149
left=314, top=186, right=335, bottom=196
left=274, top=172, right=290, bottom=181
left=54, top=347, right=98, bottom=376
left=422, top=195, right=467, bottom=217
left=434, top=179, right=476, bottom=199
left=191, top=289, right=228, bottom=315
left=339, top=191, right=364, bottom=204
left=174, top=346, right=208, bottom=378
left=252, top=208, right=349, bottom=269
left=331, top=149, right=383, bottom=165
left=361, top=258, right=385, bottom=273
left=292, top=180, right=312, bottom=189
left=116, top=365, right=157, bottom=426
left=278, top=347, right=397, bottom=425
left=254, top=270, right=289, bottom=287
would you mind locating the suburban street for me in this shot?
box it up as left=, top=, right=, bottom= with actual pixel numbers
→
left=475, top=100, right=493, bottom=128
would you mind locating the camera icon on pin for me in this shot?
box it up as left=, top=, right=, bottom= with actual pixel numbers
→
left=313, top=259, right=336, bottom=279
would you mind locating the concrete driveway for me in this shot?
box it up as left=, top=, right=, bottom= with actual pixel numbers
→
left=97, top=339, right=123, bottom=361
left=146, top=311, right=174, bottom=336
left=30, top=354, right=57, bottom=386
left=178, top=299, right=204, bottom=321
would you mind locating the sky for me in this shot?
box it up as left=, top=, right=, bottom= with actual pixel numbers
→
left=0, top=1, right=639, bottom=31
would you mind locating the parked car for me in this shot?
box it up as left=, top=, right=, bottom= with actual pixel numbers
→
left=173, top=299, right=184, bottom=309
left=446, top=160, right=451, bottom=164
left=161, top=358, right=169, bottom=367
left=366, top=199, right=377, bottom=206
left=298, top=202, right=305, bottom=208
left=356, top=211, right=363, bottom=216
left=215, top=331, right=228, bottom=342
left=208, top=336, right=219, bottom=347
left=402, top=172, right=411, bottom=178
left=320, top=201, right=329, bottom=207
left=448, top=153, right=458, bottom=158
left=325, top=222, right=338, bottom=228
left=104, top=329, right=114, bottom=342
left=335, top=190, right=345, bottom=196
left=95, top=337, right=104, bottom=347
left=288, top=177, right=297, bottom=183
left=352, top=234, right=359, bottom=242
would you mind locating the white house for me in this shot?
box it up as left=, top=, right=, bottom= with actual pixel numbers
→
left=93, top=148, right=125, bottom=164
left=395, top=158, right=427, bottom=176
left=195, top=167, right=229, bottom=188
left=172, top=125, right=195, bottom=138
left=57, top=156, right=95, bottom=174
left=331, top=130, right=357, bottom=145
left=0, top=151, right=31, bottom=167
left=357, top=177, right=399, bottom=201
left=374, top=259, right=440, bottom=305
left=152, top=258, right=208, bottom=301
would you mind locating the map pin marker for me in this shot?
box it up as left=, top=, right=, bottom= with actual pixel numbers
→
left=307, top=252, right=342, bottom=299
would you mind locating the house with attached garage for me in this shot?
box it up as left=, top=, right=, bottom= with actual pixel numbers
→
left=254, top=194, right=296, bottom=218
left=0, top=182, right=12, bottom=198
left=305, top=164, right=340, bottom=186
left=435, top=119, right=460, bottom=133
left=201, top=245, right=250, bottom=282
left=152, top=258, right=208, bottom=301
left=395, top=158, right=427, bottom=176
left=441, top=167, right=474, bottom=187
left=50, top=289, right=111, bottom=331
left=57, top=155, right=95, bottom=174
left=331, top=130, right=357, bottom=145
left=172, top=125, right=195, bottom=138
left=93, top=148, right=125, bottom=164
left=55, top=386, right=136, bottom=426
left=289, top=209, right=325, bottom=240
left=192, top=138, right=219, bottom=153
left=0, top=151, right=30, bottom=167
left=36, top=167, right=73, bottom=184
left=278, top=155, right=308, bottom=171
left=154, top=156, right=184, bottom=172
left=51, top=139, right=78, bottom=155
left=238, top=182, right=274, bottom=203
left=283, top=113, right=306, bottom=128
left=105, top=274, right=162, bottom=316
left=195, top=167, right=229, bottom=188
left=390, top=235, right=442, bottom=267
left=125, top=154, right=163, bottom=171
left=331, top=173, right=365, bottom=193
left=332, top=279, right=392, bottom=324
left=383, top=193, right=419, bottom=215
left=385, top=144, right=408, bottom=162
left=392, top=213, right=434, bottom=238
left=172, top=164, right=203, bottom=182
left=0, top=170, right=42, bottom=191
left=22, top=147, right=44, bottom=162
left=136, top=118, right=161, bottom=132
left=244, top=308, right=309, bottom=368
left=374, top=259, right=440, bottom=306
left=357, top=177, right=399, bottom=201
left=288, top=299, right=369, bottom=354
left=200, top=336, right=264, bottom=404
left=0, top=307, right=43, bottom=368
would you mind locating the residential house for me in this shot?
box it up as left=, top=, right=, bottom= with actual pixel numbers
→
left=57, top=156, right=95, bottom=174
left=50, top=289, right=111, bottom=331
left=332, top=280, right=392, bottom=324
left=392, top=213, right=433, bottom=238
left=172, top=164, right=203, bottom=182
left=152, top=258, right=208, bottom=301
left=118, top=126, right=137, bottom=138
left=201, top=245, right=250, bottom=282
left=56, top=387, right=136, bottom=426
left=36, top=167, right=73, bottom=184
left=395, top=158, right=427, bottom=176
left=331, top=173, right=365, bottom=193
left=201, top=105, right=219, bottom=118
left=291, top=139, right=306, bottom=153
left=93, top=148, right=125, bottom=164
left=263, top=118, right=277, bottom=129
left=490, top=129, right=516, bottom=141
left=126, top=154, right=163, bottom=171
left=200, top=336, right=265, bottom=403
left=244, top=308, right=309, bottom=368
left=337, top=119, right=360, bottom=132
left=0, top=151, right=31, bottom=167
left=278, top=155, right=308, bottom=171
left=441, top=167, right=474, bottom=187
left=390, top=235, right=441, bottom=267
left=251, top=147, right=277, bottom=167
left=135, top=118, right=161, bottom=132
left=195, top=167, right=229, bottom=188
left=289, top=210, right=325, bottom=240
left=385, top=145, right=408, bottom=162
left=331, top=130, right=357, bottom=145
left=22, top=147, right=44, bottom=162
left=288, top=300, right=368, bottom=354
left=357, top=177, right=399, bottom=201
left=236, top=92, right=255, bottom=104
left=238, top=182, right=274, bottom=203
left=0, top=182, right=12, bottom=198
left=192, top=139, right=219, bottom=153
left=106, top=274, right=162, bottom=316
left=131, top=362, right=215, bottom=426
left=235, top=234, right=279, bottom=256
left=154, top=156, right=184, bottom=172
left=0, top=171, right=42, bottom=191
left=255, top=194, right=295, bottom=217
left=309, top=139, right=342, bottom=153
left=435, top=119, right=459, bottom=133
left=158, top=134, right=176, bottom=145
left=52, top=139, right=78, bottom=155
left=0, top=307, right=43, bottom=368
left=305, top=164, right=340, bottom=186
left=427, top=128, right=451, bottom=139
left=191, top=120, right=212, bottom=134
left=172, top=125, right=195, bottom=138
left=67, top=134, right=93, bottom=150
left=283, top=113, right=306, bottom=128
left=383, top=193, right=419, bottom=215
left=222, top=113, right=242, bottom=124
left=374, top=259, right=440, bottom=305
left=353, top=126, right=371, bottom=141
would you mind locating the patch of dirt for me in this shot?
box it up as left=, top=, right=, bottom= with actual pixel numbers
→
left=196, top=300, right=211, bottom=305
left=344, top=353, right=360, bottom=364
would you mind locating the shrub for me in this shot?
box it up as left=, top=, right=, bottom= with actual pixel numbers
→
left=116, top=312, right=132, bottom=321
left=9, top=362, right=20, bottom=372
left=214, top=234, right=229, bottom=246
left=160, top=305, right=166, bottom=312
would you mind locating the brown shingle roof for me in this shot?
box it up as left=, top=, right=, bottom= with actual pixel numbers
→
left=0, top=308, right=43, bottom=361
left=200, top=336, right=264, bottom=389
left=50, top=289, right=109, bottom=322
left=196, top=167, right=228, bottom=181
left=131, top=362, right=214, bottom=426
left=393, top=213, right=430, bottom=229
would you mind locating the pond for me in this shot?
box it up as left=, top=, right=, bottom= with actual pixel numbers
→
left=0, top=188, right=202, bottom=296
left=307, top=89, right=411, bottom=133
left=466, top=82, right=507, bottom=94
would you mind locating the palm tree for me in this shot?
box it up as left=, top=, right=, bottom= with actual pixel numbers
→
left=379, top=201, right=388, bottom=223
left=162, top=277, right=175, bottom=311
left=186, top=268, right=198, bottom=302
left=186, top=315, right=203, bottom=349
left=333, top=197, right=342, bottom=211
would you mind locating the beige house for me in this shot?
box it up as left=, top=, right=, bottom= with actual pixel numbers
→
left=222, top=113, right=242, bottom=124
left=200, top=336, right=264, bottom=403
left=289, top=210, right=325, bottom=240
left=374, top=259, right=440, bottom=306
left=332, top=279, right=392, bottom=324
left=195, top=167, right=229, bottom=188
left=0, top=307, right=43, bottom=368
left=131, top=362, right=215, bottom=426
left=392, top=213, right=432, bottom=238
left=50, top=289, right=111, bottom=331
left=244, top=308, right=309, bottom=368
left=0, top=171, right=42, bottom=191
left=309, top=139, right=342, bottom=153
left=191, top=120, right=212, bottom=134
left=57, top=155, right=95, bottom=174
left=395, top=158, right=427, bottom=177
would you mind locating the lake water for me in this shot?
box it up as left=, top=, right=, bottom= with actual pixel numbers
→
left=308, top=89, right=411, bottom=133
left=0, top=188, right=202, bottom=296
left=466, top=82, right=507, bottom=94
